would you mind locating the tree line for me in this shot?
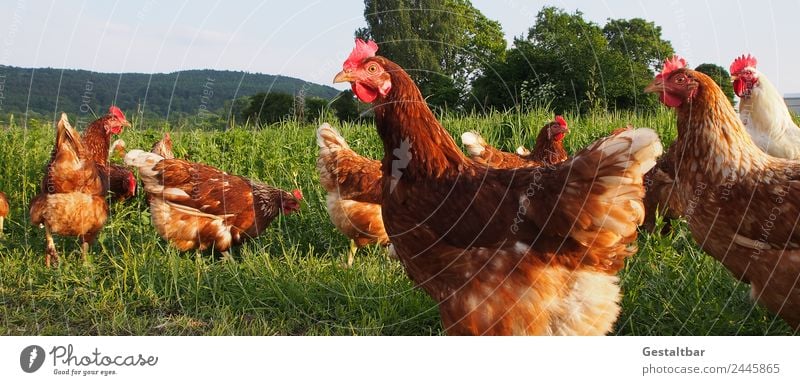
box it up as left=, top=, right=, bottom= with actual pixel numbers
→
left=328, top=1, right=735, bottom=119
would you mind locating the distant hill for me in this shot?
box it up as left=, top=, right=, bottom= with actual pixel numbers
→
left=0, top=66, right=339, bottom=120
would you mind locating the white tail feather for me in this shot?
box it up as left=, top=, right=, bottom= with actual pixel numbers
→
left=460, top=131, right=486, bottom=157
left=317, top=123, right=350, bottom=151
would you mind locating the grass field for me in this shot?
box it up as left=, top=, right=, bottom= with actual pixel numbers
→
left=0, top=109, right=795, bottom=335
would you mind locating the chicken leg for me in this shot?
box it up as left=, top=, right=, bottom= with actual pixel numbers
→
left=45, top=227, right=58, bottom=267
left=80, top=231, right=99, bottom=263
left=346, top=239, right=358, bottom=267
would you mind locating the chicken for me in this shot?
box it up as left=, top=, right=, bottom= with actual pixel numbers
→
left=461, top=116, right=569, bottom=168
left=645, top=55, right=800, bottom=330
left=316, top=123, right=388, bottom=266
left=29, top=113, right=108, bottom=266
left=110, top=139, right=127, bottom=159
left=81, top=106, right=131, bottom=201
left=151, top=133, right=175, bottom=159
left=730, top=54, right=800, bottom=159
left=124, top=148, right=302, bottom=259
left=0, top=191, right=8, bottom=236
left=333, top=39, right=662, bottom=335
left=106, top=140, right=137, bottom=202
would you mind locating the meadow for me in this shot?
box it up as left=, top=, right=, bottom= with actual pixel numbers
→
left=0, top=109, right=794, bottom=335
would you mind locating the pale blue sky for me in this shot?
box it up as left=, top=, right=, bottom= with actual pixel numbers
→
left=1, top=0, right=799, bottom=94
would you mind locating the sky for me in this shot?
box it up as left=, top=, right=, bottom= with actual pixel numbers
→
left=1, top=0, right=799, bottom=95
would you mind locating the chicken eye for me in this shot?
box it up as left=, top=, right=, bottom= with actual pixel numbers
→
left=674, top=75, right=686, bottom=84
left=367, top=64, right=378, bottom=73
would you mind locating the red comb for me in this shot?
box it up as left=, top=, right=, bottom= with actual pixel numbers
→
left=109, top=106, right=126, bottom=121
left=659, top=55, right=688, bottom=79
left=730, top=54, right=758, bottom=75
left=344, top=38, right=379, bottom=70
left=292, top=189, right=303, bottom=200
left=554, top=115, right=567, bottom=127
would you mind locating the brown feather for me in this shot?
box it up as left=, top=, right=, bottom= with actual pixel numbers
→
left=129, top=148, right=299, bottom=254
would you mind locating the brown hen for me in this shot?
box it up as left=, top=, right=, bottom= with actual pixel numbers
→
left=125, top=147, right=302, bottom=259
left=29, top=113, right=108, bottom=266
left=82, top=107, right=131, bottom=202
left=316, top=123, right=388, bottom=266
left=462, top=116, right=569, bottom=168
left=645, top=55, right=800, bottom=330
left=333, top=39, right=662, bottom=335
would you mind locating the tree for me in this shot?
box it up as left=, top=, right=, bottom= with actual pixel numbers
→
left=356, top=0, right=505, bottom=109
left=603, top=18, right=674, bottom=111
left=694, top=63, right=735, bottom=105
left=243, top=92, right=295, bottom=124
left=470, top=7, right=674, bottom=113
left=331, top=90, right=360, bottom=122
left=603, top=18, right=674, bottom=69
left=305, top=97, right=329, bottom=122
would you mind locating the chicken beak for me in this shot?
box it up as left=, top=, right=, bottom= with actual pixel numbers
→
left=644, top=78, right=664, bottom=94
left=121, top=119, right=131, bottom=128
left=333, top=70, right=353, bottom=84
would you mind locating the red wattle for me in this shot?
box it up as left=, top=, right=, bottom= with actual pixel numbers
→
left=353, top=82, right=377, bottom=103
left=733, top=79, right=745, bottom=97
left=659, top=92, right=683, bottom=108
left=554, top=133, right=565, bottom=141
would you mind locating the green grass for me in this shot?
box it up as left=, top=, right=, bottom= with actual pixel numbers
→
left=0, top=109, right=793, bottom=335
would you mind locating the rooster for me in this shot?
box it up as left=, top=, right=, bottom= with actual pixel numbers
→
left=81, top=107, right=132, bottom=202
left=730, top=54, right=800, bottom=159
left=316, top=123, right=388, bottom=266
left=124, top=147, right=302, bottom=259
left=0, top=191, right=8, bottom=236
left=646, top=55, right=800, bottom=330
left=461, top=116, right=569, bottom=169
left=333, top=39, right=662, bottom=335
left=29, top=113, right=108, bottom=266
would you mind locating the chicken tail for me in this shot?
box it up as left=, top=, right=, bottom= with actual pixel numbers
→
left=460, top=131, right=488, bottom=158
left=317, top=123, right=351, bottom=153
left=529, top=128, right=662, bottom=254
left=55, top=113, right=84, bottom=157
